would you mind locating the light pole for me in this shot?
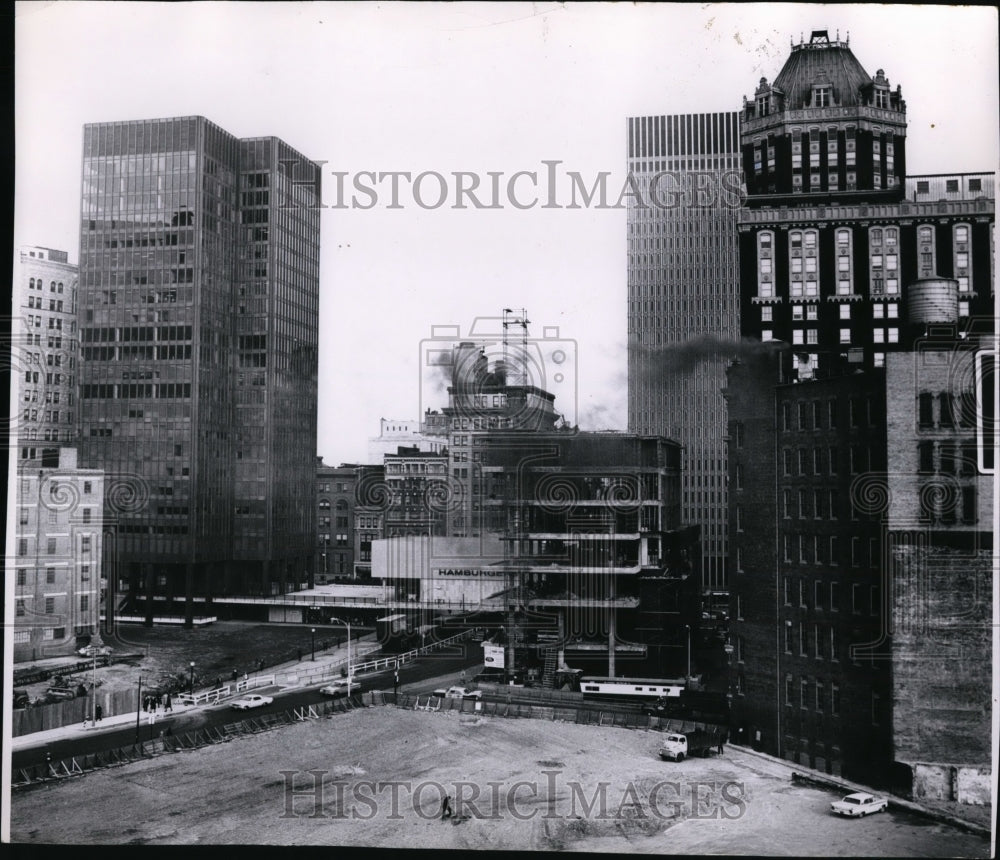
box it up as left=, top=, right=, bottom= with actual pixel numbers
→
left=135, top=675, right=142, bottom=743
left=329, top=617, right=352, bottom=692
left=684, top=625, right=691, bottom=679
left=311, top=627, right=316, bottom=661
left=189, top=661, right=195, bottom=695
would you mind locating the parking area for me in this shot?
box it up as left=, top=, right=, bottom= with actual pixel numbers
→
left=8, top=707, right=991, bottom=854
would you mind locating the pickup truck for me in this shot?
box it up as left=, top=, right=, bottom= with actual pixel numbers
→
left=658, top=729, right=716, bottom=762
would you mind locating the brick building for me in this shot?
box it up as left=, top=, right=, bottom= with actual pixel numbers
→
left=726, top=349, right=892, bottom=783
left=882, top=322, right=993, bottom=804
left=315, top=458, right=357, bottom=583
left=13, top=449, right=104, bottom=661
left=738, top=32, right=994, bottom=380
left=16, top=246, right=79, bottom=465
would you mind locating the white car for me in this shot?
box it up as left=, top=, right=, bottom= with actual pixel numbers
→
left=320, top=679, right=355, bottom=698
left=445, top=686, right=482, bottom=700
left=830, top=792, right=888, bottom=817
left=230, top=694, right=274, bottom=711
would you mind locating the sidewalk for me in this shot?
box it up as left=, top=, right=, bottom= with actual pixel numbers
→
left=11, top=633, right=381, bottom=753
left=729, top=743, right=992, bottom=837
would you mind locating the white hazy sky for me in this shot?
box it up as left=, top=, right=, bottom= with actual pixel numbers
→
left=14, top=2, right=1000, bottom=464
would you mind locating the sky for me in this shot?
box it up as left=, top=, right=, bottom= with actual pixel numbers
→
left=14, top=2, right=1000, bottom=464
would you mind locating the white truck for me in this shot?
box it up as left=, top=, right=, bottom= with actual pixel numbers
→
left=658, top=728, right=717, bottom=762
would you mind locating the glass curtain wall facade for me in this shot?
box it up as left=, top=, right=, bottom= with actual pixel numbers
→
left=78, top=117, right=320, bottom=613
left=626, top=112, right=742, bottom=592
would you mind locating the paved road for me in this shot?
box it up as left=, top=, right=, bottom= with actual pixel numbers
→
left=12, top=649, right=482, bottom=770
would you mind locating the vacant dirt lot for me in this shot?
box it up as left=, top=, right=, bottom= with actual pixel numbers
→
left=9, top=708, right=991, bottom=855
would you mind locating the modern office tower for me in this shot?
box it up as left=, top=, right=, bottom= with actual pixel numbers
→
left=13, top=448, right=104, bottom=661
left=738, top=32, right=995, bottom=377
left=626, top=111, right=743, bottom=594
left=15, top=246, right=79, bottom=466
left=315, top=458, right=358, bottom=583
left=77, top=116, right=321, bottom=617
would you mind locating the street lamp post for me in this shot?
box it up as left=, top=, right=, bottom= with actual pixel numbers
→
left=684, top=625, right=691, bottom=679
left=189, top=661, right=195, bottom=695
left=311, top=627, right=316, bottom=661
left=135, top=675, right=142, bottom=743
left=329, top=617, right=352, bottom=693
left=90, top=647, right=98, bottom=725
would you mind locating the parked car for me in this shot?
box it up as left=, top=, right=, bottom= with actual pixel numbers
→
left=320, top=679, right=355, bottom=698
left=77, top=645, right=112, bottom=657
left=830, top=792, right=888, bottom=817
left=230, top=694, right=273, bottom=711
left=445, top=686, right=482, bottom=700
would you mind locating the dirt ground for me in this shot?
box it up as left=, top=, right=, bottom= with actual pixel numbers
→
left=18, top=621, right=363, bottom=701
left=9, top=707, right=992, bottom=855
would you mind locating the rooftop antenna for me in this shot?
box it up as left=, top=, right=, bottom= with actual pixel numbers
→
left=502, top=308, right=530, bottom=387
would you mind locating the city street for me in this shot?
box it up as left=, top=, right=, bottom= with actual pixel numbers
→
left=11, top=647, right=483, bottom=769
left=9, top=707, right=990, bottom=855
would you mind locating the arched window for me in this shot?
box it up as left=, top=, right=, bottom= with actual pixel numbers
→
left=319, top=498, right=331, bottom=511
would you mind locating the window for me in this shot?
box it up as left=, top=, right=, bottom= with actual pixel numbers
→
left=814, top=581, right=823, bottom=610
left=815, top=679, right=825, bottom=711
left=839, top=328, right=851, bottom=344
left=800, top=623, right=808, bottom=657
left=783, top=576, right=791, bottom=605
left=830, top=581, right=839, bottom=611
left=839, top=305, right=851, bottom=320
left=45, top=597, right=55, bottom=614
left=761, top=306, right=773, bottom=322
left=786, top=674, right=794, bottom=706
left=81, top=595, right=90, bottom=612
left=800, top=677, right=809, bottom=709
left=831, top=683, right=840, bottom=715
left=46, top=566, right=56, bottom=584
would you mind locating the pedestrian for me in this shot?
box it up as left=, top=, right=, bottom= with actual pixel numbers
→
left=95, top=704, right=103, bottom=722
left=155, top=693, right=162, bottom=710
left=259, top=658, right=265, bottom=673
left=232, top=668, right=238, bottom=683
left=394, top=670, right=399, bottom=696
left=143, top=696, right=149, bottom=713
left=164, top=693, right=172, bottom=712
left=243, top=672, right=248, bottom=683
left=441, top=795, right=453, bottom=820
left=717, top=734, right=725, bottom=755
left=460, top=670, right=466, bottom=685
left=215, top=676, right=221, bottom=689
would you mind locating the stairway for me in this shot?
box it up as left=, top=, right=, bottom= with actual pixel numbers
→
left=541, top=648, right=558, bottom=689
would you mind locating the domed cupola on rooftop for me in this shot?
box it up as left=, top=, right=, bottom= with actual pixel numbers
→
left=740, top=30, right=907, bottom=206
